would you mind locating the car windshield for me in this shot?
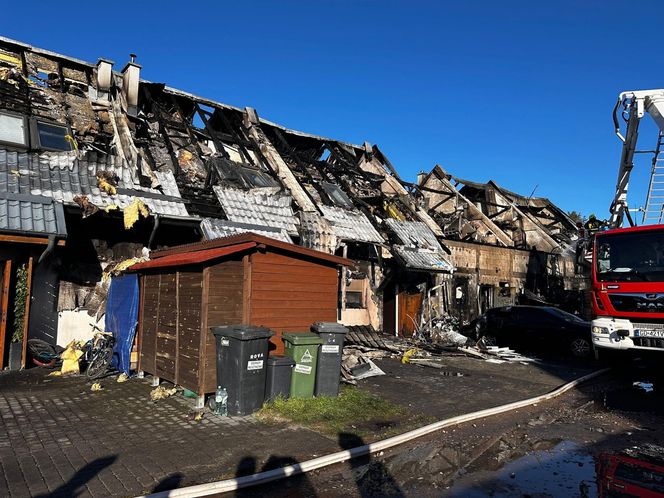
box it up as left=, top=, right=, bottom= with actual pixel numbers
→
left=546, top=307, right=586, bottom=324
left=595, top=230, right=664, bottom=282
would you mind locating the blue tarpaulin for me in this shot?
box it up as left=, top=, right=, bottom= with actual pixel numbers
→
left=106, top=274, right=139, bottom=374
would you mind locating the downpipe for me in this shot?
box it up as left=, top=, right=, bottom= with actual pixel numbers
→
left=141, top=367, right=610, bottom=498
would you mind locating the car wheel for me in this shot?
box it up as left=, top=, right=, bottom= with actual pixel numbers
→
left=570, top=337, right=592, bottom=358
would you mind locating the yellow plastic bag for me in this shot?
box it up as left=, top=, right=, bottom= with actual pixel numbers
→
left=60, top=341, right=83, bottom=375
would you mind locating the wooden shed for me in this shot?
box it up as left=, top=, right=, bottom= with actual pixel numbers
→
left=131, top=233, right=351, bottom=397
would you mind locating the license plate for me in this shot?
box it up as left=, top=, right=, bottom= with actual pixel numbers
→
left=634, top=329, right=664, bottom=338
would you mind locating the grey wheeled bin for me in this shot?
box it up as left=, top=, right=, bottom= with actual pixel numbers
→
left=210, top=325, right=274, bottom=416
left=311, top=322, right=348, bottom=396
left=265, top=355, right=295, bottom=402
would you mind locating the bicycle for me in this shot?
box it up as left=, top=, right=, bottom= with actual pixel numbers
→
left=84, top=329, right=116, bottom=380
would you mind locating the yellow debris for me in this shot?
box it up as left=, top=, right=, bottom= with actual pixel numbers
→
left=60, top=341, right=84, bottom=375
left=116, top=373, right=128, bottom=383
left=90, top=382, right=103, bottom=391
left=97, top=176, right=117, bottom=195
left=47, top=371, right=62, bottom=377
left=150, top=386, right=178, bottom=401
left=102, top=257, right=145, bottom=282
left=123, top=199, right=150, bottom=229
left=401, top=348, right=420, bottom=364
left=384, top=201, right=406, bottom=221
left=103, top=204, right=119, bottom=212
left=64, top=135, right=78, bottom=151
left=0, top=53, right=22, bottom=67
left=178, top=149, right=194, bottom=166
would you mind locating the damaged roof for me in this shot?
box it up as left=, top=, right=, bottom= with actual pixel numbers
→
left=384, top=219, right=453, bottom=272
left=0, top=150, right=190, bottom=218
left=200, top=218, right=292, bottom=243
left=213, top=186, right=298, bottom=235
left=319, top=205, right=384, bottom=244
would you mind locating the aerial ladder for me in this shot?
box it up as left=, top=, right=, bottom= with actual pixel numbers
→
left=609, top=89, right=664, bottom=228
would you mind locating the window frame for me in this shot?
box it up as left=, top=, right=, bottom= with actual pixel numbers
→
left=29, top=118, right=73, bottom=152
left=0, top=110, right=29, bottom=150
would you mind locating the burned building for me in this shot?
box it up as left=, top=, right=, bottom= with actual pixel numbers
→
left=0, top=36, right=581, bottom=363
left=418, top=166, right=585, bottom=319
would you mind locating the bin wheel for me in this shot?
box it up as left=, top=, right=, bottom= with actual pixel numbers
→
left=207, top=396, right=216, bottom=411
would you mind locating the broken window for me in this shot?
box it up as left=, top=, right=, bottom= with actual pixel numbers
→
left=0, top=111, right=28, bottom=148
left=238, top=166, right=277, bottom=188
left=321, top=182, right=353, bottom=209
left=31, top=121, right=72, bottom=151
left=346, top=291, right=364, bottom=309
left=210, top=157, right=277, bottom=189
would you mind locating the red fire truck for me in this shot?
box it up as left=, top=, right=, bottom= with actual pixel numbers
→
left=589, top=90, right=664, bottom=359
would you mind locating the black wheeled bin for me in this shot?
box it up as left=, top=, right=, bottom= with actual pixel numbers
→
left=311, top=322, right=348, bottom=396
left=265, top=355, right=295, bottom=402
left=210, top=325, right=274, bottom=416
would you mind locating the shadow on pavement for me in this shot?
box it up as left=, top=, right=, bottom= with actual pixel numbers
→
left=338, top=432, right=404, bottom=498
left=233, top=454, right=318, bottom=498
left=151, top=472, right=183, bottom=493
left=36, top=455, right=117, bottom=498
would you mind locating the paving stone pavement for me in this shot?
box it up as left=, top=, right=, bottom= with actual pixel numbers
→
left=0, top=369, right=337, bottom=497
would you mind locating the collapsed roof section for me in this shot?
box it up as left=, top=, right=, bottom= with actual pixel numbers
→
left=451, top=176, right=566, bottom=253
left=419, top=166, right=514, bottom=247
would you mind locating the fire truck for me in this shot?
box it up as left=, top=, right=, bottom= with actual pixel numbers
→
left=589, top=90, right=664, bottom=359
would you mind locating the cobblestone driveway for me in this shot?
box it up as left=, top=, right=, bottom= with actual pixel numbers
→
left=0, top=369, right=334, bottom=497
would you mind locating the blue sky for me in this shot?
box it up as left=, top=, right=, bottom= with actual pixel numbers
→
left=5, top=1, right=664, bottom=217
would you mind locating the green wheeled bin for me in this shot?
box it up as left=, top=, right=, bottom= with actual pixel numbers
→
left=282, top=333, right=323, bottom=398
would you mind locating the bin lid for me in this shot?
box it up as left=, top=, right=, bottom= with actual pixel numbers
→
left=311, top=322, right=349, bottom=335
left=210, top=325, right=274, bottom=340
left=267, top=355, right=295, bottom=367
left=281, top=332, right=324, bottom=345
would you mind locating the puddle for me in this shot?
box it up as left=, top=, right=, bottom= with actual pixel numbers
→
left=447, top=440, right=597, bottom=497
left=446, top=441, right=664, bottom=498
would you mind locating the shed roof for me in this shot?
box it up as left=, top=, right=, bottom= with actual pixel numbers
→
left=130, top=242, right=257, bottom=271
left=149, top=232, right=352, bottom=267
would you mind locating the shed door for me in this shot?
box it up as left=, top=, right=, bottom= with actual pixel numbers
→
left=177, top=272, right=203, bottom=392
left=139, top=275, right=160, bottom=375
left=155, top=273, right=177, bottom=380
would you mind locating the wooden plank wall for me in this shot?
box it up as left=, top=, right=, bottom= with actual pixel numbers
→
left=250, top=251, right=338, bottom=354
left=203, top=259, right=244, bottom=393
left=177, top=272, right=203, bottom=393
left=139, top=274, right=160, bottom=375
left=155, top=273, right=177, bottom=381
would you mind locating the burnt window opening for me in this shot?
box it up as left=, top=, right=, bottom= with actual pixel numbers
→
left=346, top=291, right=364, bottom=309
left=0, top=111, right=28, bottom=148
left=31, top=120, right=72, bottom=151
left=210, top=157, right=278, bottom=189
left=321, top=182, right=353, bottom=209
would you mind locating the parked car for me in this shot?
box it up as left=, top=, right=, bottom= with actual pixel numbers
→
left=471, top=305, right=592, bottom=358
